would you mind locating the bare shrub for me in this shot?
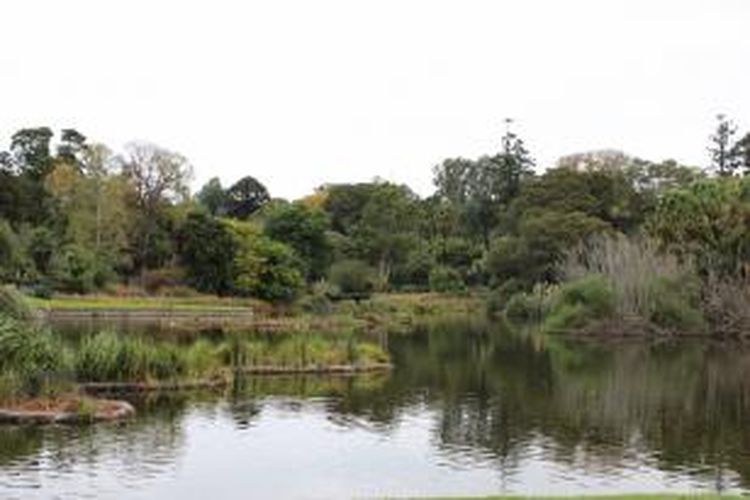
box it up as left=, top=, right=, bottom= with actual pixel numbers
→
left=702, top=274, right=750, bottom=337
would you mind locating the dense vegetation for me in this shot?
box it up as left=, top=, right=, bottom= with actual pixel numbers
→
left=1, top=116, right=750, bottom=335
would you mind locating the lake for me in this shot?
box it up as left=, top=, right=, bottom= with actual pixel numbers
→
left=1, top=318, right=749, bottom=499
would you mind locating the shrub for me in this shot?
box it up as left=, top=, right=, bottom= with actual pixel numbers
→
left=558, top=274, right=615, bottom=318
left=541, top=275, right=615, bottom=333
left=649, top=276, right=706, bottom=334
left=504, top=293, right=540, bottom=322
left=542, top=302, right=589, bottom=333
left=0, top=285, right=35, bottom=321
left=296, top=292, right=334, bottom=314
left=428, top=266, right=466, bottom=293
left=486, top=278, right=526, bottom=317
left=142, top=267, right=185, bottom=295
left=0, top=316, right=69, bottom=395
left=328, top=260, right=376, bottom=301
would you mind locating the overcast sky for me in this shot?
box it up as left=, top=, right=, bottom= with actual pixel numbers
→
left=1, top=0, right=748, bottom=199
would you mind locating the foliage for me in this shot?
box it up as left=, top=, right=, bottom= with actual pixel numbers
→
left=196, top=177, right=227, bottom=216
left=178, top=212, right=236, bottom=294
left=708, top=113, right=741, bottom=176
left=224, top=219, right=304, bottom=303
left=0, top=316, right=68, bottom=396
left=224, top=175, right=270, bottom=219
left=648, top=177, right=750, bottom=278
left=263, top=201, right=332, bottom=280
left=74, top=332, right=185, bottom=382
left=428, top=266, right=465, bottom=293
left=0, top=286, right=35, bottom=321
left=328, top=259, right=376, bottom=300
left=541, top=275, right=615, bottom=333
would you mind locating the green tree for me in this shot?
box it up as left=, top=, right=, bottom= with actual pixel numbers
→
left=121, top=142, right=192, bottom=274
left=263, top=201, right=332, bottom=280
left=708, top=114, right=741, bottom=176
left=224, top=176, right=270, bottom=219
left=224, top=219, right=304, bottom=303
left=177, top=212, right=236, bottom=294
left=196, top=177, right=227, bottom=216
left=647, top=176, right=750, bottom=277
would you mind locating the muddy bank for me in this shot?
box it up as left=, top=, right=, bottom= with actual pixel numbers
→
left=0, top=397, right=135, bottom=424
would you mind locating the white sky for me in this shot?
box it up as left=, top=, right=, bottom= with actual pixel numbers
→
left=1, top=0, right=748, bottom=199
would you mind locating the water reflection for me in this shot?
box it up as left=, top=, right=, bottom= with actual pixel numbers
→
left=1, top=320, right=750, bottom=497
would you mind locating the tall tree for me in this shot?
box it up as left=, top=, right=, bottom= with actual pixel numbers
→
left=4, top=127, right=54, bottom=179
left=733, top=132, right=750, bottom=176
left=264, top=201, right=332, bottom=280
left=121, top=142, right=192, bottom=274
left=708, top=114, right=740, bottom=176
left=56, top=129, right=88, bottom=169
left=196, top=177, right=227, bottom=216
left=224, top=176, right=270, bottom=219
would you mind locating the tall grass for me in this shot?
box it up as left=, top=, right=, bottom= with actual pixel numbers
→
left=74, top=332, right=186, bottom=382
left=557, top=234, right=705, bottom=334
left=0, top=316, right=71, bottom=397
left=222, top=332, right=388, bottom=368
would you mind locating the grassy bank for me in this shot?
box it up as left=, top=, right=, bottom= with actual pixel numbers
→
left=31, top=291, right=483, bottom=335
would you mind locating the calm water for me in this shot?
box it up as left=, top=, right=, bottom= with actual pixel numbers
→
left=2, top=319, right=750, bottom=498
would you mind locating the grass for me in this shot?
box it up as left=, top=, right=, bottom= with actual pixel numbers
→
left=27, top=293, right=264, bottom=311
left=223, top=332, right=389, bottom=368
left=421, top=496, right=744, bottom=499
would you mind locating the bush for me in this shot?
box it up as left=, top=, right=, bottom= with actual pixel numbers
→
left=486, top=278, right=526, bottom=316
left=541, top=275, right=615, bottom=333
left=142, top=267, right=185, bottom=295
left=0, top=285, right=35, bottom=321
left=328, top=260, right=376, bottom=301
left=0, top=316, right=69, bottom=396
left=428, top=266, right=466, bottom=293
left=50, top=244, right=106, bottom=293
left=649, top=276, right=706, bottom=334
left=558, top=274, right=615, bottom=318
left=296, top=292, right=334, bottom=314
left=504, top=293, right=540, bottom=322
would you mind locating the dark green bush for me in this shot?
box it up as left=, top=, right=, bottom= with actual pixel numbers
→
left=649, top=277, right=706, bottom=334
left=428, top=266, right=466, bottom=293
left=328, top=260, right=376, bottom=300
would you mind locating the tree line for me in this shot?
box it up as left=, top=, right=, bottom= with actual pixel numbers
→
left=0, top=116, right=749, bottom=304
